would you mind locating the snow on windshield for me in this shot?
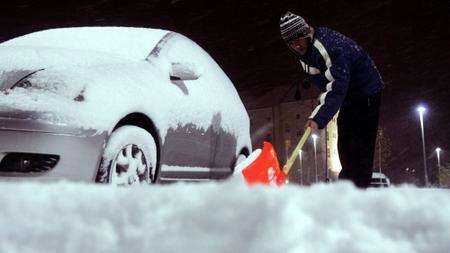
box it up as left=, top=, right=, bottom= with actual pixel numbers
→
left=0, top=180, right=448, bottom=253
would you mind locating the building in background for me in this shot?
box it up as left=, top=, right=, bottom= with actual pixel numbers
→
left=248, top=99, right=341, bottom=185
left=439, top=163, right=450, bottom=188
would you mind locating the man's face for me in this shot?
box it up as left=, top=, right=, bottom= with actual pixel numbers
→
left=288, top=37, right=310, bottom=56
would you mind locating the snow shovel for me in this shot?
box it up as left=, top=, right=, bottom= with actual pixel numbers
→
left=242, top=127, right=312, bottom=186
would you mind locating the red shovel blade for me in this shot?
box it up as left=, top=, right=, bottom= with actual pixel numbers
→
left=242, top=142, right=286, bottom=186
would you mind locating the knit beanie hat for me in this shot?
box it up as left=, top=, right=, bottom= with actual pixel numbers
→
left=280, top=12, right=311, bottom=43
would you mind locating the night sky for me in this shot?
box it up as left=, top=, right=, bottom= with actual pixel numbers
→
left=1, top=0, right=449, bottom=184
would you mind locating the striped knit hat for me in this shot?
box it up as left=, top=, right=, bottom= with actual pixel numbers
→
left=280, top=12, right=311, bottom=43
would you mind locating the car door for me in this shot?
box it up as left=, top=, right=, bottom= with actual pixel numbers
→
left=147, top=33, right=217, bottom=181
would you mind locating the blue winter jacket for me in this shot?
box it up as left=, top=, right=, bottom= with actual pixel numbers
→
left=297, top=27, right=383, bottom=129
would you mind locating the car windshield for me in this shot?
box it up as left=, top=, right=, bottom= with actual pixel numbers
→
left=0, top=68, right=86, bottom=102
left=0, top=69, right=43, bottom=90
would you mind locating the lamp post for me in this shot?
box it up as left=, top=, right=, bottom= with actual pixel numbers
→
left=298, top=149, right=303, bottom=185
left=436, top=147, right=442, bottom=169
left=312, top=134, right=319, bottom=183
left=436, top=147, right=443, bottom=186
left=417, top=105, right=429, bottom=187
left=377, top=130, right=383, bottom=184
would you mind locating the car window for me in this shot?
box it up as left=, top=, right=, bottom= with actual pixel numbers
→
left=147, top=33, right=222, bottom=80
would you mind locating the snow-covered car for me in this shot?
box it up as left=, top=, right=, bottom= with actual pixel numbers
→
left=370, top=172, right=391, bottom=187
left=0, top=27, right=251, bottom=185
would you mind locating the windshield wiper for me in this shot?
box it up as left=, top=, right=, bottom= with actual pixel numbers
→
left=8, top=69, right=45, bottom=90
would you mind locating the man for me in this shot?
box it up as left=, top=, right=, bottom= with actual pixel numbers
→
left=280, top=12, right=383, bottom=188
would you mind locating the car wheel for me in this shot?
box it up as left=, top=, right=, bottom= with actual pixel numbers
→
left=96, top=126, right=157, bottom=186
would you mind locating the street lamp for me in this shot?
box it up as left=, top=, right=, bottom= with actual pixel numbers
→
left=416, top=105, right=429, bottom=187
left=436, top=147, right=442, bottom=169
left=298, top=149, right=303, bottom=185
left=312, top=133, right=319, bottom=183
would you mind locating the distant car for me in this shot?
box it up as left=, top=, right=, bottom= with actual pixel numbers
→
left=0, top=27, right=252, bottom=185
left=370, top=172, right=391, bottom=187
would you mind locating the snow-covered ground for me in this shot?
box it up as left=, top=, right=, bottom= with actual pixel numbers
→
left=0, top=178, right=449, bottom=253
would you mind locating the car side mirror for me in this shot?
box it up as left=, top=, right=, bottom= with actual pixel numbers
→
left=170, top=62, right=201, bottom=81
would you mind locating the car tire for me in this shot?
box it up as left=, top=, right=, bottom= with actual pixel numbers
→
left=96, top=126, right=157, bottom=186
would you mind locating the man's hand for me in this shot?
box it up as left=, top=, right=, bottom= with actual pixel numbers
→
left=304, top=119, right=319, bottom=131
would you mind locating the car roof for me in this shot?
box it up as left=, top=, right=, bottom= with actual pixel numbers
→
left=1, top=27, right=169, bottom=60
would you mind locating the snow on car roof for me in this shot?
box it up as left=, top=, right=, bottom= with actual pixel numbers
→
left=1, top=27, right=169, bottom=60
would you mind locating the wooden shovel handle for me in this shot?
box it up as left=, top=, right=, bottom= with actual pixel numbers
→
left=282, top=127, right=312, bottom=175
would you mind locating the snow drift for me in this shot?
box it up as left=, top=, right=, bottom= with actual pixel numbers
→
left=0, top=179, right=449, bottom=253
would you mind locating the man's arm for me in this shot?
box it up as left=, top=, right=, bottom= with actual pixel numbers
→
left=308, top=40, right=350, bottom=129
